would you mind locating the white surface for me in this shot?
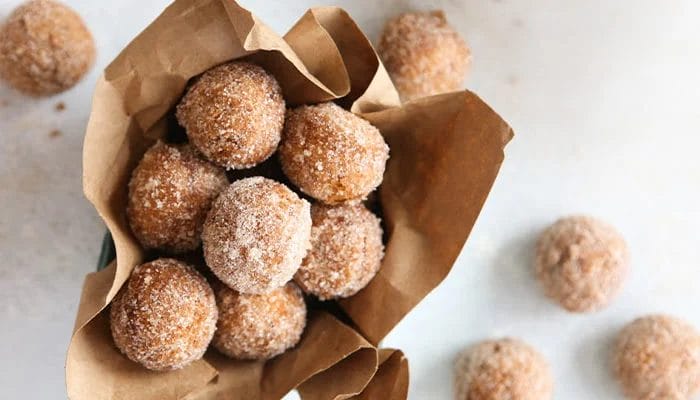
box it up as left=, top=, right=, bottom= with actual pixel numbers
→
left=0, top=0, right=699, bottom=399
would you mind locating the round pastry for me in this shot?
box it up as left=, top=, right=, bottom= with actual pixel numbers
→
left=454, top=338, right=553, bottom=400
left=127, top=141, right=228, bottom=253
left=202, top=177, right=311, bottom=294
left=0, top=0, right=95, bottom=96
left=175, top=61, right=285, bottom=169
left=613, top=314, right=700, bottom=400
left=294, top=203, right=384, bottom=300
left=377, top=10, right=470, bottom=101
left=279, top=102, right=389, bottom=204
left=535, top=215, right=629, bottom=312
left=212, top=281, right=307, bottom=360
left=110, top=258, right=218, bottom=371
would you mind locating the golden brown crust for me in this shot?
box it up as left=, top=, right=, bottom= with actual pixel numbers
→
left=0, top=0, right=95, bottom=96
left=176, top=61, right=285, bottom=169
left=378, top=11, right=470, bottom=102
left=294, top=203, right=384, bottom=300
left=109, top=258, right=218, bottom=371
left=279, top=102, right=389, bottom=204
left=212, top=282, right=307, bottom=360
left=127, top=141, right=228, bottom=253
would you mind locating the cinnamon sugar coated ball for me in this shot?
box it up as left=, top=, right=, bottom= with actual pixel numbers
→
left=110, top=258, right=218, bottom=371
left=127, top=141, right=228, bottom=253
left=202, top=177, right=311, bottom=294
left=613, top=315, right=700, bottom=400
left=279, top=102, right=389, bottom=204
left=213, top=282, right=307, bottom=360
left=454, top=338, right=553, bottom=400
left=535, top=215, right=629, bottom=312
left=176, top=61, right=285, bottom=169
left=0, top=0, right=95, bottom=96
left=294, top=203, right=384, bottom=300
left=378, top=11, right=470, bottom=102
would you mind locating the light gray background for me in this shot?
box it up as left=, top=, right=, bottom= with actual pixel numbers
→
left=0, top=0, right=698, bottom=398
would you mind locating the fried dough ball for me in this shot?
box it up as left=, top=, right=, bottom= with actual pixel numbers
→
left=279, top=102, right=389, bottom=204
left=212, top=282, right=307, bottom=360
left=613, top=315, right=700, bottom=400
left=454, top=338, right=553, bottom=400
left=127, top=141, right=228, bottom=253
left=294, top=203, right=384, bottom=300
left=176, top=61, right=285, bottom=169
left=535, top=215, right=629, bottom=312
left=202, top=177, right=311, bottom=294
left=377, top=11, right=470, bottom=101
left=110, top=258, right=218, bottom=371
left=0, top=0, right=95, bottom=96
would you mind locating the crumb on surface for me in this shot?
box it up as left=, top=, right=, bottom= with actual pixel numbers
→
left=54, top=101, right=65, bottom=111
left=49, top=129, right=61, bottom=138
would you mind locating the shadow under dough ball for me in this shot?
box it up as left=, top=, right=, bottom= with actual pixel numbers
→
left=176, top=61, right=285, bottom=170
left=110, top=258, right=218, bottom=371
left=212, top=282, right=307, bottom=360
left=279, top=102, right=389, bottom=205
left=377, top=10, right=470, bottom=102
left=613, top=314, right=700, bottom=400
left=202, top=177, right=311, bottom=294
left=535, top=215, right=629, bottom=312
left=0, top=0, right=95, bottom=96
left=126, top=141, right=228, bottom=254
left=454, top=338, right=553, bottom=400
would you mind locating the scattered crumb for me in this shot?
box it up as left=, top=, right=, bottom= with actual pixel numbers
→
left=49, top=129, right=62, bottom=139
left=54, top=101, right=66, bottom=112
left=507, top=75, right=519, bottom=86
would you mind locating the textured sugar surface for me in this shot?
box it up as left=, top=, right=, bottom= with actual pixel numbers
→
left=0, top=0, right=95, bottom=96
left=535, top=215, right=629, bottom=313
left=202, top=177, right=311, bottom=294
left=213, top=282, right=307, bottom=360
left=295, top=203, right=384, bottom=300
left=176, top=61, right=285, bottom=169
left=109, top=258, right=218, bottom=371
left=127, top=141, right=228, bottom=253
left=454, top=338, right=553, bottom=400
left=613, top=315, right=700, bottom=400
left=377, top=11, right=470, bottom=101
left=279, top=102, right=389, bottom=204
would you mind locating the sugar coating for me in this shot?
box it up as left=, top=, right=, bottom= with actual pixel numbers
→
left=378, top=11, right=470, bottom=102
left=202, top=177, right=311, bottom=294
left=0, top=0, right=95, bottom=96
left=279, top=102, right=389, bottom=204
left=613, top=315, right=700, bottom=400
left=454, top=338, right=553, bottom=400
left=175, top=61, right=285, bottom=169
left=109, top=258, right=218, bottom=371
left=535, top=215, right=629, bottom=312
left=127, top=141, right=228, bottom=253
left=213, top=281, right=307, bottom=360
left=294, top=203, right=384, bottom=300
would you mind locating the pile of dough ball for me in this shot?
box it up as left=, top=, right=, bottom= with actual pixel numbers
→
left=378, top=11, right=470, bottom=102
left=0, top=0, right=95, bottom=96
left=113, top=59, right=389, bottom=370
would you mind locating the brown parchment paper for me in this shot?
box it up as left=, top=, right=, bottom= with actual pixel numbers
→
left=67, top=0, right=512, bottom=398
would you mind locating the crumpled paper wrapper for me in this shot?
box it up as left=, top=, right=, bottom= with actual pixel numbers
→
left=66, top=0, right=512, bottom=399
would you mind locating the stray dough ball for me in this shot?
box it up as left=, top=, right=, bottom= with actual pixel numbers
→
left=0, top=0, right=95, bottom=96
left=613, top=314, right=700, bottom=400
left=176, top=61, right=285, bottom=169
left=279, top=102, right=389, bottom=204
left=378, top=11, right=470, bottom=102
left=535, top=215, right=629, bottom=312
left=202, top=177, right=311, bottom=294
left=454, top=338, right=553, bottom=400
left=110, top=258, right=218, bottom=371
left=294, top=203, right=384, bottom=300
left=127, top=141, right=228, bottom=253
left=212, top=281, right=307, bottom=360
